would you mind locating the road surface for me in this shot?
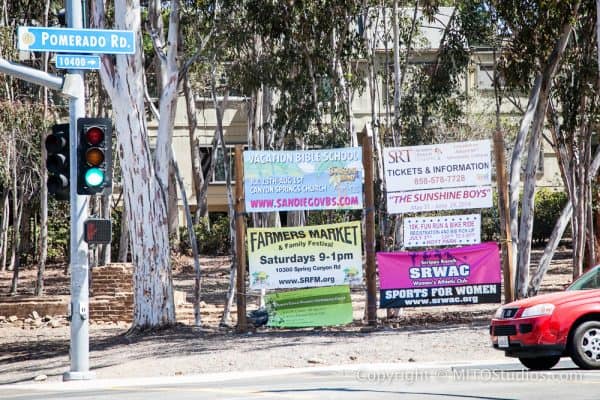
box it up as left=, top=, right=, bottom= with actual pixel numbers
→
left=2, top=359, right=599, bottom=400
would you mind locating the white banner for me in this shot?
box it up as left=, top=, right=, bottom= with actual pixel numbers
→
left=383, top=140, right=491, bottom=192
left=387, top=186, right=493, bottom=214
left=403, top=214, right=481, bottom=247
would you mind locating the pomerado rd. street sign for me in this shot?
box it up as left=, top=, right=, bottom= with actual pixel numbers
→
left=17, top=27, right=135, bottom=55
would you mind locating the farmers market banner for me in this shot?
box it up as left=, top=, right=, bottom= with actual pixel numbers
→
left=377, top=242, right=501, bottom=308
left=403, top=214, right=481, bottom=247
left=247, top=221, right=363, bottom=290
left=265, top=285, right=353, bottom=328
left=244, top=148, right=363, bottom=212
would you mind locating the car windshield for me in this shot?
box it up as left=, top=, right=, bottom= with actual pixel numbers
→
left=567, top=265, right=600, bottom=291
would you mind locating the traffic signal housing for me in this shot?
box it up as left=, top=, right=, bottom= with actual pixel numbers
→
left=77, top=118, right=112, bottom=195
left=45, top=123, right=70, bottom=201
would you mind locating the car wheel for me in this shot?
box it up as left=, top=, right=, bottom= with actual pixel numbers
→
left=518, top=356, right=560, bottom=370
left=570, top=320, right=600, bottom=369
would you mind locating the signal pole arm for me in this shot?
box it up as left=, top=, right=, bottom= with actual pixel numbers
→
left=0, top=57, right=83, bottom=98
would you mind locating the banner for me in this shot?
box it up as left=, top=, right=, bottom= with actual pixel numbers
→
left=403, top=214, right=481, bottom=247
left=383, top=140, right=491, bottom=192
left=377, top=242, right=501, bottom=308
left=265, top=285, right=353, bottom=328
left=247, top=221, right=363, bottom=290
left=244, top=148, right=363, bottom=212
left=387, top=186, right=493, bottom=213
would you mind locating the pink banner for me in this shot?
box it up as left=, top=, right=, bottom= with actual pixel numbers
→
left=377, top=242, right=501, bottom=308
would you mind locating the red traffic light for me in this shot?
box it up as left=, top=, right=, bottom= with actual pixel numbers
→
left=84, top=127, right=104, bottom=145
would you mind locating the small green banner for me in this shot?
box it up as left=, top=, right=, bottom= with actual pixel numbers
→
left=265, top=285, right=353, bottom=328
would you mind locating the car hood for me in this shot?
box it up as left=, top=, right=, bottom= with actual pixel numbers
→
left=504, top=289, right=600, bottom=309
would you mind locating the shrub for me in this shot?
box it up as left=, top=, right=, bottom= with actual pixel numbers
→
left=180, top=214, right=231, bottom=255
left=532, top=188, right=568, bottom=244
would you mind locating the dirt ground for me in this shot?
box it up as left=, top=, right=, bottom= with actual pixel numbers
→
left=0, top=248, right=574, bottom=384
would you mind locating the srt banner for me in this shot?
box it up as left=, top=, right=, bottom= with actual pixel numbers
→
left=377, top=242, right=501, bottom=308
left=383, top=140, right=492, bottom=213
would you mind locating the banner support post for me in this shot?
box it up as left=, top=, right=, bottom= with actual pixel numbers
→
left=235, top=145, right=248, bottom=332
left=363, top=136, right=378, bottom=325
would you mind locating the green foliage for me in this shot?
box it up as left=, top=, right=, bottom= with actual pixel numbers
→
left=480, top=189, right=569, bottom=245
left=47, top=201, right=70, bottom=261
left=532, top=188, right=568, bottom=244
left=180, top=214, right=231, bottom=255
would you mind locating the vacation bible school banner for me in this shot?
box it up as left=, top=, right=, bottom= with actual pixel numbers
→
left=377, top=242, right=501, bottom=308
left=265, top=285, right=353, bottom=328
left=244, top=148, right=363, bottom=212
left=247, top=221, right=363, bottom=290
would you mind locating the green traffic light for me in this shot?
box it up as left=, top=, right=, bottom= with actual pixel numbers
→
left=84, top=167, right=104, bottom=187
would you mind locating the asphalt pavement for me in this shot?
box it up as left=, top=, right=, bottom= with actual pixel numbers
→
left=2, top=359, right=599, bottom=400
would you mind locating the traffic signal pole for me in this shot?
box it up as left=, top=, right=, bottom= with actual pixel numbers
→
left=63, top=0, right=93, bottom=381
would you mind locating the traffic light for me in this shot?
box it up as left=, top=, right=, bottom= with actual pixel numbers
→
left=77, top=118, right=112, bottom=195
left=45, top=123, right=70, bottom=201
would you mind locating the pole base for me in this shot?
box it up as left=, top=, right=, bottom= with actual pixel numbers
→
left=63, top=371, right=96, bottom=381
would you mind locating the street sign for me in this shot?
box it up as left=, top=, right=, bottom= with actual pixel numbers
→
left=17, top=27, right=135, bottom=54
left=56, top=54, right=101, bottom=70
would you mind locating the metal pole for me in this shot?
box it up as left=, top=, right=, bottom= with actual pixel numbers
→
left=63, top=0, right=93, bottom=381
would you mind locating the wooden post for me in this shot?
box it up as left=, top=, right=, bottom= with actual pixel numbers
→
left=363, top=135, right=377, bottom=325
left=234, top=145, right=247, bottom=332
left=493, top=130, right=515, bottom=303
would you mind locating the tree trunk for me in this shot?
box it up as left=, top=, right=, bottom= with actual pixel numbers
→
left=118, top=202, right=129, bottom=262
left=527, top=202, right=572, bottom=296
left=93, top=0, right=176, bottom=329
left=168, top=164, right=180, bottom=247
left=527, top=131, right=600, bottom=295
left=99, top=193, right=111, bottom=266
left=509, top=76, right=541, bottom=275
left=37, top=0, right=51, bottom=294
left=0, top=191, right=9, bottom=271
left=514, top=14, right=577, bottom=298
left=171, top=152, right=202, bottom=327
left=10, top=190, right=23, bottom=295
left=183, top=73, right=207, bottom=222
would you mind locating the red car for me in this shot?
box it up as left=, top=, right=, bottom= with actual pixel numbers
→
left=490, top=264, right=600, bottom=370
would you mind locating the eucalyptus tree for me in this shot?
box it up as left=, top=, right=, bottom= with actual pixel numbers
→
left=91, top=0, right=179, bottom=330
left=494, top=0, right=589, bottom=297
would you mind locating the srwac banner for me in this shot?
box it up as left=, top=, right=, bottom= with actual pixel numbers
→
left=265, top=285, right=353, bottom=328
left=243, top=148, right=363, bottom=212
left=377, top=242, right=501, bottom=308
left=403, top=214, right=481, bottom=247
left=247, top=221, right=363, bottom=290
